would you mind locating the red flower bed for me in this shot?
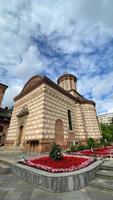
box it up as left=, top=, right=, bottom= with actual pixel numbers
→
left=23, top=155, right=94, bottom=173
left=71, top=146, right=113, bottom=157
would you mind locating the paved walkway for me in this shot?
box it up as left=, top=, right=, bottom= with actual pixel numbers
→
left=0, top=173, right=113, bottom=200
left=0, top=152, right=113, bottom=200
left=0, top=152, right=47, bottom=161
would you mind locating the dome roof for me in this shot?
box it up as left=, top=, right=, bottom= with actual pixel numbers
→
left=57, top=73, right=77, bottom=84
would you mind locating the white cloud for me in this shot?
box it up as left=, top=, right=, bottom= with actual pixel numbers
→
left=13, top=45, right=44, bottom=80
left=2, top=81, right=23, bottom=107
left=78, top=72, right=113, bottom=100
left=0, top=0, right=113, bottom=114
left=78, top=72, right=113, bottom=114
left=95, top=94, right=113, bottom=114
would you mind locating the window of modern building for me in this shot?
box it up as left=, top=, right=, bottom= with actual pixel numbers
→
left=67, top=110, right=73, bottom=130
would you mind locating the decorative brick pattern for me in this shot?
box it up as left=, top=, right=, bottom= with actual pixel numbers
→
left=6, top=75, right=101, bottom=152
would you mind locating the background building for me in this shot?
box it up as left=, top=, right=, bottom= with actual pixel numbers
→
left=0, top=83, right=12, bottom=146
left=0, top=83, right=8, bottom=107
left=0, top=107, right=12, bottom=146
left=6, top=74, right=101, bottom=153
left=98, top=113, right=113, bottom=124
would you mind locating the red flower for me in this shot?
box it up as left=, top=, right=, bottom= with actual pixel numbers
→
left=72, top=146, right=113, bottom=158
left=23, top=155, right=94, bottom=173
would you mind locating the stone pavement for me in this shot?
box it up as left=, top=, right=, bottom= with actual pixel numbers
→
left=0, top=152, right=47, bottom=162
left=0, top=173, right=113, bottom=200
left=0, top=153, right=113, bottom=199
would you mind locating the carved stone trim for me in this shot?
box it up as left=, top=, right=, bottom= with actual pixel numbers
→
left=17, top=106, right=29, bottom=118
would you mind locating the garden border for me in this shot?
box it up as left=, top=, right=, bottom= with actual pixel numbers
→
left=11, top=159, right=103, bottom=192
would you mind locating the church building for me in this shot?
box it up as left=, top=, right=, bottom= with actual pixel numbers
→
left=6, top=74, right=101, bottom=152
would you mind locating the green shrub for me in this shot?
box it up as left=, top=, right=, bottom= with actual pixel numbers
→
left=70, top=144, right=77, bottom=152
left=87, top=137, right=96, bottom=149
left=77, top=145, right=86, bottom=151
left=49, top=143, right=63, bottom=161
left=94, top=142, right=101, bottom=148
left=69, top=143, right=89, bottom=152
left=100, top=138, right=106, bottom=146
left=83, top=144, right=89, bottom=150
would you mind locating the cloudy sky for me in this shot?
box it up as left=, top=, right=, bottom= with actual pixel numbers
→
left=0, top=0, right=113, bottom=114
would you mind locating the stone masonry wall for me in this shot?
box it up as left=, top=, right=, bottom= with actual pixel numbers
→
left=42, top=85, right=88, bottom=142
left=6, top=82, right=101, bottom=151
left=81, top=104, right=101, bottom=139
left=42, top=84, right=101, bottom=143
left=42, top=85, right=75, bottom=142
left=6, top=84, right=45, bottom=145
left=74, top=103, right=87, bottom=140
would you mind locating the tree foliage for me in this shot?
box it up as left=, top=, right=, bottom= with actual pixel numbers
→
left=100, top=121, right=113, bottom=143
left=87, top=137, right=96, bottom=148
left=110, top=117, right=113, bottom=126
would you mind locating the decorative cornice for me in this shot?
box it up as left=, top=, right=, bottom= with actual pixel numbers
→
left=0, top=83, right=8, bottom=88
left=67, top=89, right=85, bottom=99
left=0, top=83, right=8, bottom=94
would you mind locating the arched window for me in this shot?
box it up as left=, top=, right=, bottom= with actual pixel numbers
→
left=0, top=126, right=4, bottom=132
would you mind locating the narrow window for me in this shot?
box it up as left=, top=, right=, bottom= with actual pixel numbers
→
left=0, top=126, right=3, bottom=132
left=67, top=110, right=72, bottom=130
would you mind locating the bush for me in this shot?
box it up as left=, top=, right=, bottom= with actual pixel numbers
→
left=69, top=143, right=89, bottom=152
left=77, top=145, right=87, bottom=151
left=100, top=138, right=107, bottom=146
left=70, top=144, right=77, bottom=152
left=94, top=142, right=101, bottom=148
left=49, top=143, right=63, bottom=161
left=69, top=143, right=88, bottom=152
left=87, top=137, right=96, bottom=149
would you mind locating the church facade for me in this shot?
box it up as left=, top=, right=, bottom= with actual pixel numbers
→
left=6, top=74, right=101, bottom=152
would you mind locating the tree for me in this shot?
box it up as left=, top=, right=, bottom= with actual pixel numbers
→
left=110, top=117, right=113, bottom=125
left=100, top=123, right=113, bottom=143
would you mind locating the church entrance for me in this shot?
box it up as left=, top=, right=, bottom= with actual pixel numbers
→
left=17, top=125, right=23, bottom=146
left=16, top=106, right=29, bottom=147
left=55, top=119, right=64, bottom=145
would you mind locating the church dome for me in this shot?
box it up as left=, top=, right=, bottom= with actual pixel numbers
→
left=57, top=73, right=77, bottom=92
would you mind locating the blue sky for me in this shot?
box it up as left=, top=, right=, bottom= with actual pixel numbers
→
left=0, top=0, right=113, bottom=114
